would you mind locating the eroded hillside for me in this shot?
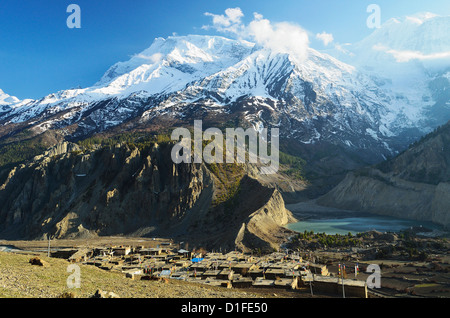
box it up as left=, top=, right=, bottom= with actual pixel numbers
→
left=318, top=121, right=450, bottom=228
left=0, top=140, right=296, bottom=252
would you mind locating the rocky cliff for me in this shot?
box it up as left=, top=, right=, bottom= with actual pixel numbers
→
left=318, top=121, right=450, bottom=228
left=234, top=182, right=297, bottom=253
left=0, top=141, right=296, bottom=251
left=192, top=174, right=297, bottom=253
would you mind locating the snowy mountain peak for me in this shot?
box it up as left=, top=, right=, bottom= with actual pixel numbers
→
left=96, top=35, right=255, bottom=87
left=353, top=13, right=450, bottom=63
left=0, top=89, right=20, bottom=106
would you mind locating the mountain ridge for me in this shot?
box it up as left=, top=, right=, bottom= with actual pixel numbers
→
left=1, top=30, right=446, bottom=156
left=318, top=120, right=450, bottom=228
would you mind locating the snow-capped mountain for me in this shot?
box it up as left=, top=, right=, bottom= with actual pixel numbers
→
left=0, top=15, right=449, bottom=164
left=0, top=89, right=20, bottom=106
left=0, top=36, right=256, bottom=125
left=96, top=35, right=256, bottom=95
left=328, top=13, right=450, bottom=130
left=0, top=89, right=21, bottom=116
left=351, top=13, right=450, bottom=65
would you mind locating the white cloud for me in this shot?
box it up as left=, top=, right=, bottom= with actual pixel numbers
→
left=225, top=8, right=245, bottom=24
left=203, top=7, right=245, bottom=34
left=405, top=16, right=425, bottom=25
left=248, top=18, right=310, bottom=61
left=387, top=49, right=450, bottom=63
left=203, top=8, right=310, bottom=62
left=134, top=53, right=164, bottom=63
left=253, top=12, right=264, bottom=21
left=334, top=43, right=355, bottom=57
left=373, top=44, right=450, bottom=63
left=405, top=12, right=438, bottom=25
left=315, top=32, right=334, bottom=46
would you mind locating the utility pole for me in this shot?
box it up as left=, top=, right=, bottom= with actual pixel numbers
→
left=341, top=263, right=346, bottom=298
left=47, top=236, right=51, bottom=257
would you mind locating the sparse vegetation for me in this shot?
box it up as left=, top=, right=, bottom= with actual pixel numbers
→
left=77, top=131, right=173, bottom=151
left=207, top=162, right=245, bottom=206
left=279, top=151, right=307, bottom=181
left=0, top=136, right=49, bottom=167
left=289, top=230, right=363, bottom=249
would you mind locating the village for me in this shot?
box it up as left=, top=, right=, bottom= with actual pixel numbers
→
left=48, top=239, right=369, bottom=298
left=3, top=231, right=449, bottom=298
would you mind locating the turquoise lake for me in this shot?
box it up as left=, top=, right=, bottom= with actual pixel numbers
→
left=286, top=215, right=443, bottom=236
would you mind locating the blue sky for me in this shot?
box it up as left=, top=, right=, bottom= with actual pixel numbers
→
left=1, top=0, right=449, bottom=100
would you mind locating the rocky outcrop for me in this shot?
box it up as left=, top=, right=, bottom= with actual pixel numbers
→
left=234, top=185, right=297, bottom=252
left=43, top=141, right=81, bottom=158
left=0, top=141, right=296, bottom=251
